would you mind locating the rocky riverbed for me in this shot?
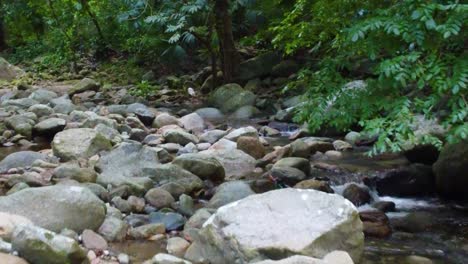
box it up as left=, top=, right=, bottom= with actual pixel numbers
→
left=0, top=77, right=467, bottom=264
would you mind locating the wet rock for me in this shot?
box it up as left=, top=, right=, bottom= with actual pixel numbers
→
left=33, top=118, right=66, bottom=137
left=187, top=189, right=363, bottom=263
left=259, top=126, right=281, bottom=137
left=404, top=144, right=439, bottom=165
left=12, top=224, right=86, bottom=264
left=163, top=130, right=199, bottom=145
left=237, top=136, right=265, bottom=159
left=69, top=78, right=99, bottom=96
left=82, top=229, right=108, bottom=250
left=173, top=153, right=225, bottom=182
left=273, top=157, right=311, bottom=176
left=294, top=179, right=334, bottom=193
left=252, top=251, right=354, bottom=264
left=207, top=181, right=255, bottom=209
left=128, top=223, right=165, bottom=239
left=0, top=185, right=106, bottom=232
left=145, top=188, right=175, bottom=209
left=373, top=164, right=435, bottom=197
left=98, top=217, right=128, bottom=242
left=405, top=255, right=434, bottom=264
left=153, top=113, right=180, bottom=128
left=371, top=201, right=395, bottom=212
left=342, top=184, right=372, bottom=206
left=209, top=83, right=256, bottom=113
left=359, top=211, right=391, bottom=238
left=149, top=212, right=185, bottom=231
left=433, top=140, right=468, bottom=199
left=392, top=212, right=436, bottom=233
left=53, top=163, right=97, bottom=183
left=96, top=142, right=159, bottom=194
left=0, top=151, right=53, bottom=173
left=52, top=128, right=112, bottom=162
left=167, top=237, right=190, bottom=258
left=325, top=150, right=343, bottom=159
left=0, top=213, right=33, bottom=241
left=270, top=167, right=306, bottom=186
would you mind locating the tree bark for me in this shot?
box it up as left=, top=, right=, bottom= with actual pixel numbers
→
left=0, top=17, right=6, bottom=51
left=80, top=0, right=105, bottom=43
left=214, top=0, right=240, bottom=83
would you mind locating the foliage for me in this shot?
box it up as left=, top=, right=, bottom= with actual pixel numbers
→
left=275, top=0, right=467, bottom=154
left=129, top=80, right=159, bottom=97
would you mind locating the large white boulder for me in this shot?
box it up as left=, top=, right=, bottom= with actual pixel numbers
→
left=185, top=189, right=363, bottom=263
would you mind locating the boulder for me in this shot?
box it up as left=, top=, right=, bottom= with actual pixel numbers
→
left=153, top=113, right=180, bottom=128
left=96, top=142, right=159, bottom=194
left=0, top=186, right=106, bottom=232
left=145, top=188, right=175, bottom=209
left=195, top=107, right=224, bottom=122
left=0, top=151, right=53, bottom=173
left=207, top=181, right=255, bottom=209
left=179, top=113, right=205, bottom=134
left=172, top=153, right=225, bottom=182
left=294, top=179, right=334, bottom=194
left=0, top=213, right=33, bottom=241
left=151, top=253, right=192, bottom=264
left=28, top=89, right=58, bottom=104
left=52, top=128, right=112, bottom=161
left=12, top=224, right=86, bottom=264
left=199, top=130, right=228, bottom=144
left=146, top=164, right=203, bottom=194
left=149, top=212, right=185, bottom=231
left=209, top=83, right=256, bottom=113
left=167, top=237, right=191, bottom=258
left=238, top=52, right=281, bottom=81
left=68, top=78, right=99, bottom=96
left=5, top=115, right=35, bottom=138
left=433, top=140, right=468, bottom=199
left=53, top=164, right=97, bottom=183
left=373, top=164, right=435, bottom=197
left=98, top=217, right=128, bottom=242
left=0, top=57, right=24, bottom=81
left=270, top=167, right=306, bottom=186
left=201, top=147, right=256, bottom=180
left=342, top=184, right=371, bottom=206
left=237, top=136, right=265, bottom=159
left=187, top=189, right=363, bottom=263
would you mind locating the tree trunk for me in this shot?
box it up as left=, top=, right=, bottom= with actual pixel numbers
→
left=214, top=0, right=240, bottom=83
left=80, top=0, right=105, bottom=43
left=0, top=10, right=7, bottom=51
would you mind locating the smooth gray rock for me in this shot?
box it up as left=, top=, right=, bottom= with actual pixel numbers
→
left=0, top=185, right=106, bottom=232
left=33, top=118, right=66, bottom=137
left=12, top=224, right=87, bottom=264
left=96, top=142, right=159, bottom=194
left=0, top=151, right=53, bottom=173
left=52, top=128, right=112, bottom=161
left=173, top=153, right=225, bottom=182
left=187, top=189, right=363, bottom=263
left=207, top=181, right=255, bottom=209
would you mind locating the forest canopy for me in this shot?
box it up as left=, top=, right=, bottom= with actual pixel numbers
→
left=0, top=0, right=466, bottom=154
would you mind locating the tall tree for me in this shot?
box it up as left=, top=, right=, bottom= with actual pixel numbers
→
left=213, top=0, right=241, bottom=83
left=0, top=16, right=6, bottom=51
